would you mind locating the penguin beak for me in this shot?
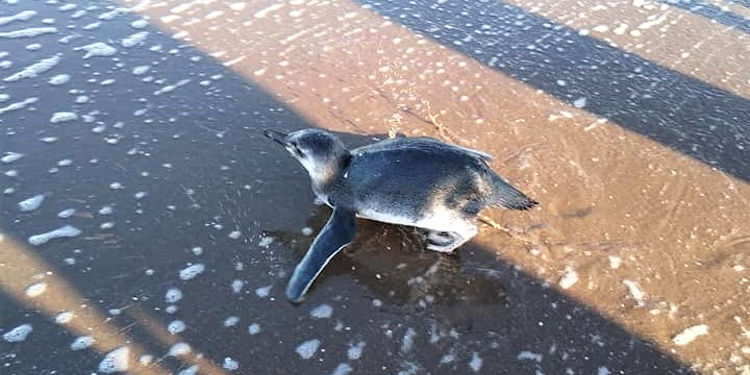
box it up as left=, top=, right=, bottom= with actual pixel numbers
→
left=263, top=129, right=289, bottom=147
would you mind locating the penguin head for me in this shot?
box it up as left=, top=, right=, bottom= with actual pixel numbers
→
left=264, top=128, right=349, bottom=183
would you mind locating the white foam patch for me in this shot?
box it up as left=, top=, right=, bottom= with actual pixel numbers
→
left=254, top=3, right=285, bottom=18
left=131, top=19, right=148, bottom=29
left=2, top=152, right=24, bottom=164
left=28, top=225, right=81, bottom=245
left=167, top=320, right=185, bottom=334
left=258, top=235, right=274, bottom=247
left=153, top=79, right=190, bottom=95
left=82, top=22, right=100, bottom=30
left=50, top=112, right=77, bottom=123
left=347, top=341, right=365, bottom=360
left=573, top=97, right=587, bottom=108
left=558, top=266, right=578, bottom=289
left=469, top=352, right=483, bottom=372
left=231, top=279, right=244, bottom=293
left=98, top=8, right=129, bottom=20
left=168, top=342, right=191, bottom=357
left=48, top=74, right=70, bottom=85
left=622, top=279, right=646, bottom=306
left=55, top=311, right=73, bottom=324
left=517, top=351, right=542, bottom=362
left=598, top=366, right=612, bottom=375
left=401, top=328, right=415, bottom=353
left=3, top=323, right=32, bottom=342
left=0, top=10, right=37, bottom=26
left=673, top=324, right=709, bottom=346
left=0, top=27, right=57, bottom=38
left=132, top=65, right=150, bottom=75
left=165, top=288, right=182, bottom=303
left=139, top=355, right=153, bottom=365
left=331, top=363, right=352, bottom=375
left=0, top=97, right=38, bottom=115
left=76, top=42, right=117, bottom=59
left=98, top=346, right=129, bottom=373
left=222, top=357, right=239, bottom=370
left=3, top=55, right=61, bottom=82
left=255, top=285, right=272, bottom=298
left=179, top=264, right=205, bottom=280
left=25, top=282, right=47, bottom=297
left=122, top=31, right=148, bottom=47
left=247, top=323, right=260, bottom=335
left=58, top=208, right=75, bottom=218
left=18, top=194, right=44, bottom=211
left=224, top=316, right=240, bottom=327
left=70, top=336, right=94, bottom=350
left=608, top=255, right=622, bottom=269
left=310, top=304, right=333, bottom=319
left=296, top=339, right=320, bottom=359
left=177, top=365, right=198, bottom=375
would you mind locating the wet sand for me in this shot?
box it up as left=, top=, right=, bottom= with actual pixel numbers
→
left=1, top=1, right=749, bottom=374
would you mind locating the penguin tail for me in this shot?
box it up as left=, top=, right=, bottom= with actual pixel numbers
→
left=488, top=173, right=538, bottom=210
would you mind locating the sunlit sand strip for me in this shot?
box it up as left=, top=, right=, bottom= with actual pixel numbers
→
left=124, top=0, right=750, bottom=371
left=0, top=234, right=171, bottom=375
left=503, top=0, right=750, bottom=98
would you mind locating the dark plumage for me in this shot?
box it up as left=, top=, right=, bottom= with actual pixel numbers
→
left=264, top=129, right=537, bottom=302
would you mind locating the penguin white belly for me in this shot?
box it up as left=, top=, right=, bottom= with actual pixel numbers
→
left=356, top=206, right=461, bottom=232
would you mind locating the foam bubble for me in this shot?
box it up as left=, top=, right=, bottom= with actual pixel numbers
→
left=50, top=112, right=78, bottom=123
left=3, top=323, right=32, bottom=342
left=0, top=10, right=37, bottom=26
left=98, top=346, right=129, bottom=373
left=58, top=208, right=75, bottom=218
left=223, top=357, right=239, bottom=370
left=167, top=320, right=185, bottom=334
left=25, top=282, right=47, bottom=297
left=76, top=42, right=117, bottom=59
left=168, top=342, right=191, bottom=357
left=310, top=304, right=333, bottom=319
left=165, top=288, right=182, bottom=303
left=0, top=27, right=57, bottom=38
left=295, top=339, right=320, bottom=359
left=28, top=225, right=81, bottom=245
left=247, top=323, right=261, bottom=335
left=255, top=285, right=272, bottom=298
left=55, top=311, right=73, bottom=324
left=70, top=336, right=94, bottom=350
left=2, top=152, right=24, bottom=164
left=122, top=31, right=148, bottom=47
left=3, top=55, right=61, bottom=82
left=179, top=264, right=205, bottom=280
left=48, top=74, right=70, bottom=85
left=18, top=194, right=44, bottom=212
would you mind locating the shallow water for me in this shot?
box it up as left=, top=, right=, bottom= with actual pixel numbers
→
left=1, top=1, right=748, bottom=374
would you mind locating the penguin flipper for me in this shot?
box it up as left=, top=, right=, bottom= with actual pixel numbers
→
left=286, top=206, right=357, bottom=302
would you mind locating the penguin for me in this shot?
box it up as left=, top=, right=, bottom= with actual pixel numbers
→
left=264, top=128, right=537, bottom=302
